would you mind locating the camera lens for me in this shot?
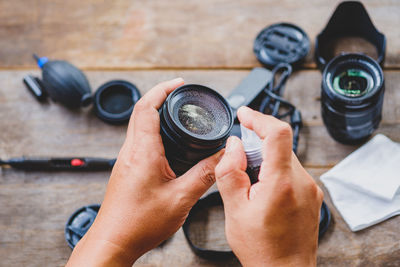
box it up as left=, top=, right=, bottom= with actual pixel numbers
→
left=321, top=53, right=385, bottom=144
left=160, top=84, right=233, bottom=175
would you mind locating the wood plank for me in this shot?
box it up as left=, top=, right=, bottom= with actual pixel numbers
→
left=1, top=169, right=399, bottom=266
left=1, top=70, right=399, bottom=166
left=311, top=169, right=400, bottom=267
left=0, top=181, right=107, bottom=267
left=0, top=0, right=399, bottom=69
left=1, top=69, right=399, bottom=266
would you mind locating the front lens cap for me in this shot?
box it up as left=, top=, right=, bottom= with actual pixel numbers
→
left=254, top=23, right=310, bottom=67
left=94, top=80, right=141, bottom=124
left=65, top=204, right=100, bottom=249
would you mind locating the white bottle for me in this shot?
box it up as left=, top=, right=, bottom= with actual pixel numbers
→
left=240, top=124, right=263, bottom=183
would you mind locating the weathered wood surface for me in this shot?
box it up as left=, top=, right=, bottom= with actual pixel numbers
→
left=2, top=70, right=399, bottom=165
left=0, top=0, right=399, bottom=69
left=1, top=0, right=400, bottom=266
left=0, top=70, right=400, bottom=266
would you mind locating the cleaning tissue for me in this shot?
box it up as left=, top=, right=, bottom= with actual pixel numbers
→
left=320, top=134, right=400, bottom=231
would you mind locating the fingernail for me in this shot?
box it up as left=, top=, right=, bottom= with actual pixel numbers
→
left=226, top=137, right=238, bottom=153
left=172, top=77, right=184, bottom=84
left=237, top=106, right=252, bottom=115
left=237, top=106, right=253, bottom=123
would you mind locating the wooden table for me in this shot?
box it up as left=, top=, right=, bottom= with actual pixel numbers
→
left=0, top=1, right=399, bottom=266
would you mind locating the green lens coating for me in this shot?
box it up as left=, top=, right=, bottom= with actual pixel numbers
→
left=333, top=69, right=374, bottom=97
left=178, top=104, right=216, bottom=135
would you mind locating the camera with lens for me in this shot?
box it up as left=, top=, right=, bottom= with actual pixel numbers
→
left=160, top=84, right=233, bottom=175
left=315, top=1, right=386, bottom=144
left=321, top=53, right=384, bottom=144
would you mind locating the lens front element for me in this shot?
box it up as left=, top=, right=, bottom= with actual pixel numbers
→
left=178, top=104, right=215, bottom=135
left=170, top=87, right=231, bottom=140
left=332, top=68, right=374, bottom=98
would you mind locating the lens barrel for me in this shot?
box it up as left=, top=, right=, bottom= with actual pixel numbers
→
left=321, top=53, right=385, bottom=144
left=160, top=84, right=233, bottom=175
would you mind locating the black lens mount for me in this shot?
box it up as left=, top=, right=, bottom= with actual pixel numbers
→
left=160, top=84, right=233, bottom=175
left=321, top=53, right=385, bottom=144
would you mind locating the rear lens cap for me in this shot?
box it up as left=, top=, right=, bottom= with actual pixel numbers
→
left=94, top=80, right=141, bottom=124
left=319, top=201, right=331, bottom=238
left=65, top=204, right=100, bottom=249
left=254, top=23, right=310, bottom=67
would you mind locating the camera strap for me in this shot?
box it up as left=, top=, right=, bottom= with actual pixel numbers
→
left=183, top=191, right=331, bottom=260
left=182, top=191, right=235, bottom=259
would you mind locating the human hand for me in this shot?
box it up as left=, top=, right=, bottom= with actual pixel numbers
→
left=66, top=78, right=223, bottom=266
left=215, top=106, right=323, bottom=267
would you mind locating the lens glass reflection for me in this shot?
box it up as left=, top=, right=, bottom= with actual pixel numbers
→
left=333, top=68, right=374, bottom=97
left=178, top=104, right=215, bottom=135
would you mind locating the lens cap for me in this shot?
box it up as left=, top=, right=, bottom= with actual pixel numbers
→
left=65, top=204, right=100, bottom=249
left=94, top=80, right=140, bottom=124
left=254, top=23, right=310, bottom=67
left=319, top=201, right=331, bottom=238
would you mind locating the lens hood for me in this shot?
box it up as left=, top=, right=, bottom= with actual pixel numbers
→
left=315, top=1, right=386, bottom=70
left=94, top=80, right=140, bottom=124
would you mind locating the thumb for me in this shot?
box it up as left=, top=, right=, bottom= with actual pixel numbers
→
left=215, top=136, right=250, bottom=209
left=176, top=150, right=225, bottom=203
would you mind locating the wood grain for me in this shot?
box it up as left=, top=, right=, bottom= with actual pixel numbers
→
left=0, top=0, right=399, bottom=69
left=0, top=69, right=399, bottom=266
left=1, top=1, right=399, bottom=265
left=1, top=169, right=399, bottom=266
left=1, top=70, right=399, bottom=165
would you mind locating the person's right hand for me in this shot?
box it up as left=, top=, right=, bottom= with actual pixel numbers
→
left=215, top=106, right=323, bottom=267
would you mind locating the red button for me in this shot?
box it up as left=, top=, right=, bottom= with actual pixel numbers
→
left=71, top=158, right=85, bottom=167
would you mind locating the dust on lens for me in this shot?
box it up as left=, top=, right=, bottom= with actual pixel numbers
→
left=178, top=104, right=216, bottom=135
left=333, top=68, right=374, bottom=97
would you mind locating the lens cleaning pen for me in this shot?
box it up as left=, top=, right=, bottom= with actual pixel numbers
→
left=240, top=124, right=263, bottom=184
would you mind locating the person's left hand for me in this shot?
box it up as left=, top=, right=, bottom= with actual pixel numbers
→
left=66, top=78, right=223, bottom=266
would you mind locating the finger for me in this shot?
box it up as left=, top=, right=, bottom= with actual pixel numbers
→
left=138, top=77, right=185, bottom=111
left=215, top=136, right=250, bottom=209
left=175, top=149, right=225, bottom=203
left=237, top=106, right=293, bottom=169
left=125, top=78, right=184, bottom=148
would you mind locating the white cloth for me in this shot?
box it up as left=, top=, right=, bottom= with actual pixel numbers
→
left=320, top=134, right=400, bottom=231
